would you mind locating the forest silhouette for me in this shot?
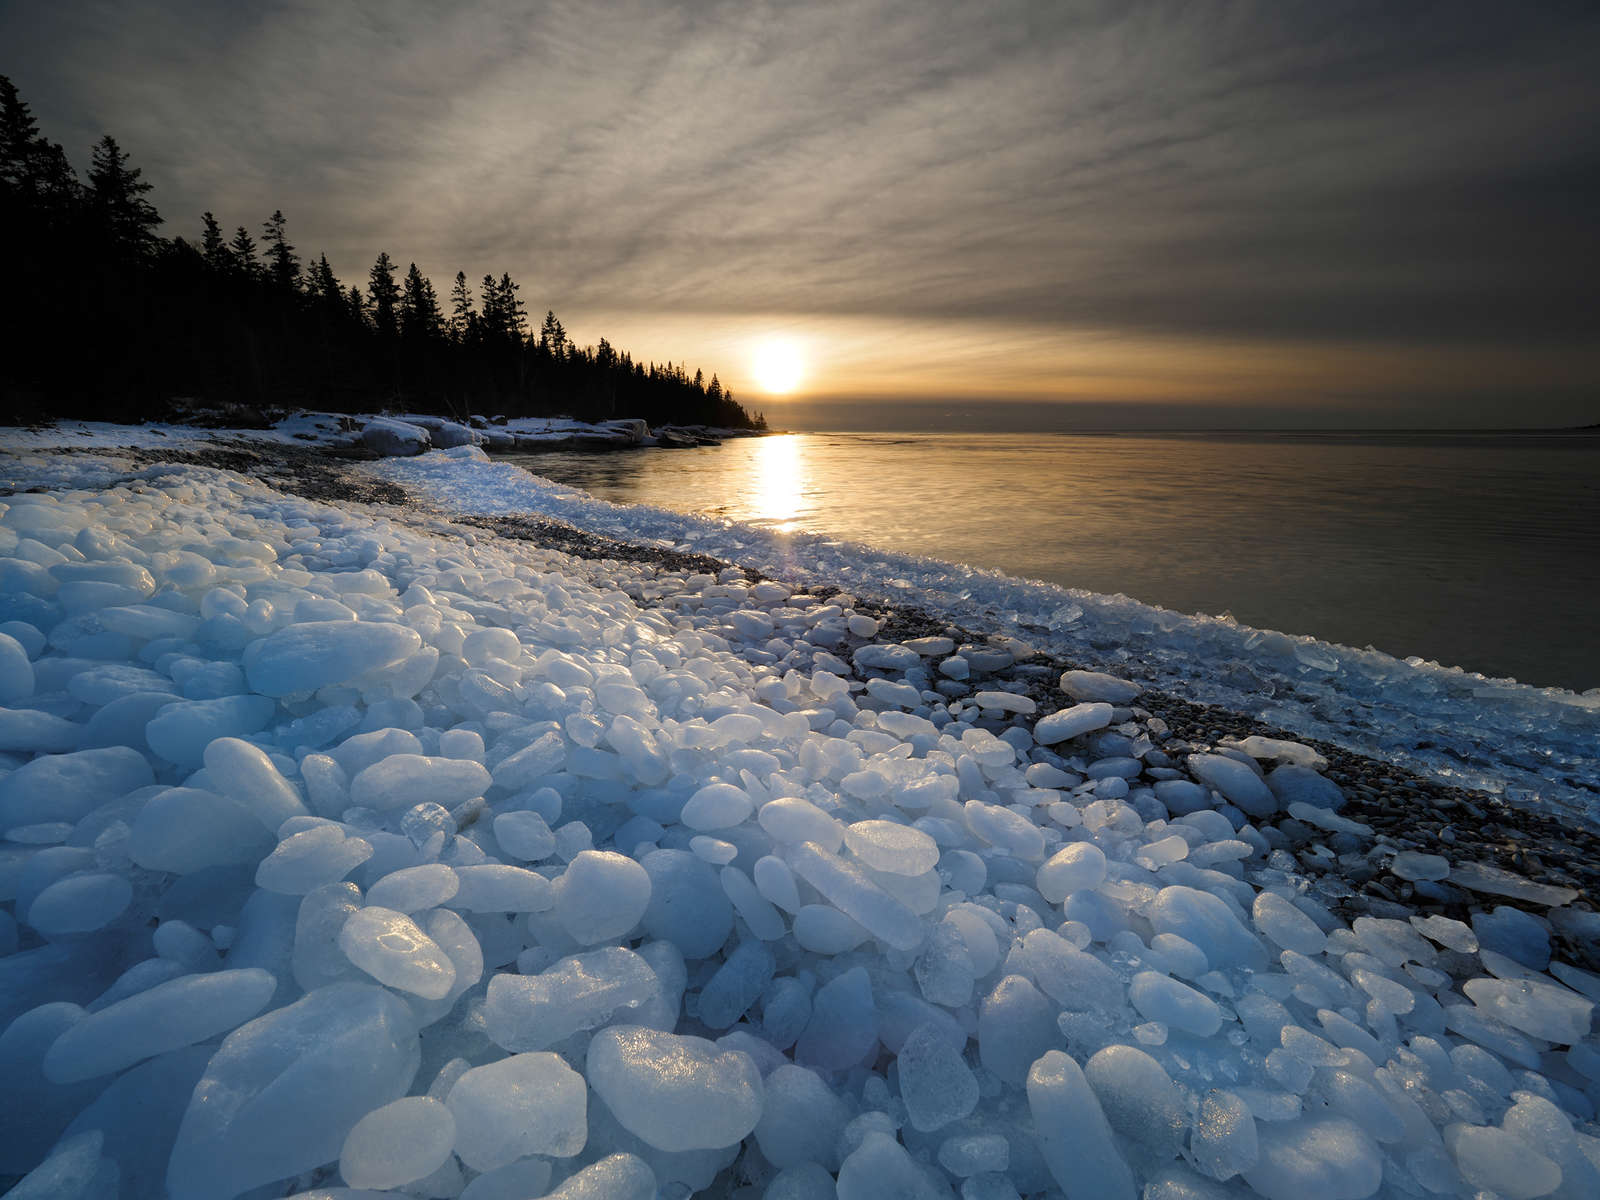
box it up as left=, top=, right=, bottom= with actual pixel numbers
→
left=0, top=75, right=761, bottom=431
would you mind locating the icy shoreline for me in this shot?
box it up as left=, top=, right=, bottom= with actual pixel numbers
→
left=2, top=430, right=1599, bottom=1200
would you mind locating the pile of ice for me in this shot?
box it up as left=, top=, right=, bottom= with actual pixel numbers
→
left=2, top=454, right=1599, bottom=1200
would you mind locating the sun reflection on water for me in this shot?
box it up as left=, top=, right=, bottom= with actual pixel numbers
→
left=746, top=434, right=807, bottom=533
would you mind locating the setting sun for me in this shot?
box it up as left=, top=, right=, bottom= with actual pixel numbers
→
left=751, top=337, right=806, bottom=395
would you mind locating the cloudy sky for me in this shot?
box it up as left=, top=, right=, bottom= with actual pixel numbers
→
left=6, top=0, right=1597, bottom=427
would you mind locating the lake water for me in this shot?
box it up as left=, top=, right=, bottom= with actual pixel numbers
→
left=498, top=430, right=1600, bottom=692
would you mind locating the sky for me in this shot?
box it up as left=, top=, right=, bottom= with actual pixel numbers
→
left=5, top=0, right=1598, bottom=429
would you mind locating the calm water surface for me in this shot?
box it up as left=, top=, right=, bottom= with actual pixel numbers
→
left=499, top=431, right=1600, bottom=692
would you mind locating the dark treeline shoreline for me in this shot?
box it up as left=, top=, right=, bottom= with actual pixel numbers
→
left=0, top=76, right=763, bottom=432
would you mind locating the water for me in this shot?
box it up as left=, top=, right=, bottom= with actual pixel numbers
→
left=497, top=430, right=1600, bottom=692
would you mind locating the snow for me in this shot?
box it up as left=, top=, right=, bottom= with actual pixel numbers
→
left=2, top=425, right=1600, bottom=1199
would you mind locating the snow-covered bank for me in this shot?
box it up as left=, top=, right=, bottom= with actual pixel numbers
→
left=374, top=451, right=1600, bottom=826
left=1, top=438, right=1598, bottom=1200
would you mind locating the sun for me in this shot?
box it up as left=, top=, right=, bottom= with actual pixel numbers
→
left=750, top=337, right=806, bottom=395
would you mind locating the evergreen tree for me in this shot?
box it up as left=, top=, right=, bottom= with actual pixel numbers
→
left=261, top=209, right=300, bottom=291
left=708, top=374, right=722, bottom=402
left=199, top=212, right=229, bottom=270
left=87, top=135, right=160, bottom=254
left=347, top=284, right=369, bottom=327
left=400, top=262, right=441, bottom=339
left=498, top=273, right=527, bottom=341
left=539, top=310, right=567, bottom=357
left=448, top=271, right=474, bottom=341
left=228, top=225, right=260, bottom=277
left=368, top=252, right=399, bottom=338
left=306, top=253, right=339, bottom=304
left=0, top=75, right=78, bottom=214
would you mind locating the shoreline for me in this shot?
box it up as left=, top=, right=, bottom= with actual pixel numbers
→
left=19, top=432, right=1596, bottom=955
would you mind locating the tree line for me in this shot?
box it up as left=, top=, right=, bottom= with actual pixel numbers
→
left=0, top=75, right=762, bottom=430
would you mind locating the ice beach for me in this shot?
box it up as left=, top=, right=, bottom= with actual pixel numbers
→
left=1, top=424, right=1599, bottom=1199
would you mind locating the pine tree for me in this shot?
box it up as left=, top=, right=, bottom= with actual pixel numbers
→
left=199, top=212, right=229, bottom=270
left=229, top=225, right=260, bottom=277
left=400, top=262, right=441, bottom=339
left=448, top=271, right=474, bottom=341
left=347, top=284, right=369, bottom=326
left=308, top=253, right=343, bottom=306
left=496, top=273, right=526, bottom=341
left=708, top=374, right=723, bottom=402
left=539, top=310, right=567, bottom=357
left=261, top=209, right=300, bottom=291
left=87, top=135, right=160, bottom=255
left=368, top=252, right=399, bottom=338
left=0, top=75, right=78, bottom=213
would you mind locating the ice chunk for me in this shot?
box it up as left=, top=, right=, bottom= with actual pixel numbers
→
left=1085, top=1044, right=1186, bottom=1157
left=449, top=864, right=554, bottom=912
left=639, top=848, right=734, bottom=958
left=754, top=1063, right=850, bottom=1170
left=338, top=906, right=457, bottom=999
left=257, top=825, right=374, bottom=894
left=1252, top=891, right=1327, bottom=955
left=962, top=800, right=1046, bottom=861
left=1020, top=929, right=1124, bottom=1014
left=43, top=968, right=275, bottom=1083
left=166, top=983, right=420, bottom=1200
left=788, top=842, right=925, bottom=951
left=27, top=873, right=132, bottom=935
left=1192, top=1090, right=1258, bottom=1181
left=1147, top=885, right=1265, bottom=970
left=1449, top=861, right=1577, bottom=906
left=244, top=619, right=423, bottom=697
left=1059, top=670, right=1141, bottom=703
left=1463, top=976, right=1592, bottom=1044
left=0, top=631, right=34, bottom=703
left=760, top=797, right=845, bottom=850
left=544, top=1154, right=655, bottom=1200
left=1243, top=1117, right=1382, bottom=1200
left=340, top=1096, right=456, bottom=1190
left=1033, top=702, right=1113, bottom=744
left=493, top=809, right=555, bottom=861
left=721, top=865, right=788, bottom=940
left=555, top=850, right=651, bottom=944
left=460, top=1158, right=553, bottom=1200
left=0, top=746, right=153, bottom=832
left=484, top=945, right=658, bottom=1051
left=1264, top=765, right=1343, bottom=811
left=898, top=1021, right=979, bottom=1131
left=837, top=1131, right=943, bottom=1200
left=979, top=975, right=1056, bottom=1084
left=682, top=781, right=755, bottom=830
left=1473, top=905, right=1551, bottom=969
left=844, top=819, right=940, bottom=875
left=589, top=1024, right=764, bottom=1150
left=1444, top=1123, right=1561, bottom=1200
left=0, top=706, right=84, bottom=754
left=699, top=940, right=777, bottom=1028
left=146, top=695, right=277, bottom=766
left=1186, top=755, right=1276, bottom=818
left=797, top=966, right=878, bottom=1071
left=1130, top=971, right=1222, bottom=1036
left=350, top=754, right=491, bottom=811
left=446, top=1051, right=587, bottom=1170
left=1389, top=851, right=1450, bottom=882
left=204, top=737, right=310, bottom=828
left=1411, top=913, right=1477, bottom=952
left=1036, top=842, right=1107, bottom=902
left=794, top=904, right=872, bottom=954
left=130, top=787, right=273, bottom=874
left=366, top=863, right=459, bottom=912
left=1027, top=1049, right=1136, bottom=1200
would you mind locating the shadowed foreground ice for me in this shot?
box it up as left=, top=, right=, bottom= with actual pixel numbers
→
left=0, top=442, right=1598, bottom=1199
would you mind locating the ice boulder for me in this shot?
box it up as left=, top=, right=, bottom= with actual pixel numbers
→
left=0, top=746, right=153, bottom=832
left=545, top=1154, right=656, bottom=1200
left=1243, top=1117, right=1382, bottom=1200
left=350, top=753, right=491, bottom=811
left=339, top=1096, right=456, bottom=1190
left=1187, top=755, right=1277, bottom=818
left=0, top=630, right=33, bottom=703
left=361, top=416, right=432, bottom=456
left=588, top=1025, right=764, bottom=1151
left=446, top=1052, right=587, bottom=1170
left=166, top=982, right=420, bottom=1200
left=1059, top=670, right=1141, bottom=703
left=1034, top=702, right=1114, bottom=745
left=484, top=946, right=659, bottom=1051
left=338, top=906, right=457, bottom=999
left=204, top=737, right=310, bottom=828
left=146, top=695, right=277, bottom=767
left=1027, top=1050, right=1136, bottom=1200
left=554, top=850, right=651, bottom=944
left=44, top=969, right=277, bottom=1083
left=1265, top=765, right=1344, bottom=811
left=245, top=620, right=422, bottom=697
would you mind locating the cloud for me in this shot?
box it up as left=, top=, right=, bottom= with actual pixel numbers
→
left=4, top=0, right=1597, bottom=419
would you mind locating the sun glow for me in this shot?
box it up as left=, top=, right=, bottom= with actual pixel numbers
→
left=751, top=337, right=806, bottom=395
